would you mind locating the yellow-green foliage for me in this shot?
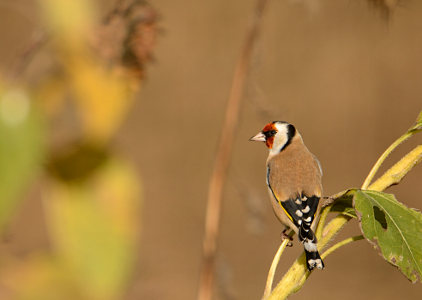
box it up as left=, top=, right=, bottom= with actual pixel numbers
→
left=0, top=1, right=148, bottom=299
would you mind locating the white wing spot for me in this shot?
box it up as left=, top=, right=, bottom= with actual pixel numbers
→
left=302, top=206, right=310, bottom=213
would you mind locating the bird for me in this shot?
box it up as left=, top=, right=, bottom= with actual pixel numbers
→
left=250, top=121, right=324, bottom=271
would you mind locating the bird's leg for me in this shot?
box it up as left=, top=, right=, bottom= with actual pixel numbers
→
left=321, top=195, right=335, bottom=207
left=281, top=228, right=293, bottom=247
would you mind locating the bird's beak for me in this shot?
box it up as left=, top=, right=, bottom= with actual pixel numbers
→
left=249, top=132, right=266, bottom=142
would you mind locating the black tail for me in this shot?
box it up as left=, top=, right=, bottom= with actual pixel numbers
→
left=299, top=227, right=324, bottom=271
left=304, top=246, right=324, bottom=271
left=295, top=195, right=324, bottom=271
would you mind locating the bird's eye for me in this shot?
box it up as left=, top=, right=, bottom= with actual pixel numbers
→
left=263, top=130, right=277, bottom=138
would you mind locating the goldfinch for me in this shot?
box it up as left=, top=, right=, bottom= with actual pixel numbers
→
left=250, top=121, right=324, bottom=271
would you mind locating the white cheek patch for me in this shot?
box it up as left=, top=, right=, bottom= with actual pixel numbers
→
left=269, top=123, right=289, bottom=155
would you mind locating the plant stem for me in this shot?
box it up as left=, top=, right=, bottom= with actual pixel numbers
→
left=268, top=214, right=351, bottom=300
left=321, top=235, right=364, bottom=259
left=262, top=231, right=294, bottom=300
left=368, top=145, right=422, bottom=191
left=315, top=204, right=331, bottom=240
left=197, top=1, right=270, bottom=299
left=362, top=131, right=413, bottom=189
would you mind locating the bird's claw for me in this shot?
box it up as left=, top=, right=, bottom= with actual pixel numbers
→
left=281, top=229, right=293, bottom=247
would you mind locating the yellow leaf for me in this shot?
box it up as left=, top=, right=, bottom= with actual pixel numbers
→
left=69, top=61, right=134, bottom=141
left=43, top=157, right=141, bottom=300
left=40, top=0, right=138, bottom=141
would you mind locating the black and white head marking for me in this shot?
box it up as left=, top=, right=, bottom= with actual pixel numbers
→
left=269, top=121, right=296, bottom=156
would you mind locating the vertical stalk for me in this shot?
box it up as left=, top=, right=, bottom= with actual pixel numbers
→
left=197, top=1, right=270, bottom=300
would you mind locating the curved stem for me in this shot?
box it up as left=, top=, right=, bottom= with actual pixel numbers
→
left=262, top=231, right=294, bottom=300
left=321, top=235, right=364, bottom=260
left=268, top=214, right=351, bottom=300
left=362, top=131, right=413, bottom=189
left=368, top=145, right=422, bottom=192
left=316, top=204, right=331, bottom=240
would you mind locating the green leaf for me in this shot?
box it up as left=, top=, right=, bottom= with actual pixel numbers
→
left=44, top=157, right=141, bottom=299
left=331, top=193, right=357, bottom=218
left=0, top=89, right=45, bottom=229
left=353, top=190, right=422, bottom=282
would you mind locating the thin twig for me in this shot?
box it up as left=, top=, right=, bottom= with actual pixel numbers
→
left=197, top=1, right=270, bottom=300
left=321, top=235, right=364, bottom=259
left=262, top=231, right=294, bottom=300
left=361, top=131, right=413, bottom=189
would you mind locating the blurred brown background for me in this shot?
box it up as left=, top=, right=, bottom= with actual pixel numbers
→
left=1, top=0, right=422, bottom=299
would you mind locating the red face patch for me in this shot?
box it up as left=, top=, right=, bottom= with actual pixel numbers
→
left=262, top=123, right=277, bottom=149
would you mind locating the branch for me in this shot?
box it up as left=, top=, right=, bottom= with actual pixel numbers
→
left=362, top=114, right=422, bottom=190
left=321, top=235, right=364, bottom=259
left=361, top=130, right=414, bottom=189
left=267, top=215, right=351, bottom=300
left=368, top=145, right=422, bottom=191
left=262, top=231, right=294, bottom=300
left=197, top=1, right=270, bottom=300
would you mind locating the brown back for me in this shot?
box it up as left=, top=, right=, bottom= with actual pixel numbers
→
left=267, top=135, right=322, bottom=201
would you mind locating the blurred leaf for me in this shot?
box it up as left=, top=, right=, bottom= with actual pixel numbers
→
left=40, top=0, right=95, bottom=45
left=0, top=88, right=44, bottom=229
left=69, top=63, right=134, bottom=141
left=40, top=0, right=143, bottom=142
left=47, top=142, right=109, bottom=183
left=354, top=190, right=422, bottom=283
left=35, top=74, right=68, bottom=117
left=0, top=255, right=83, bottom=300
left=44, top=157, right=141, bottom=300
